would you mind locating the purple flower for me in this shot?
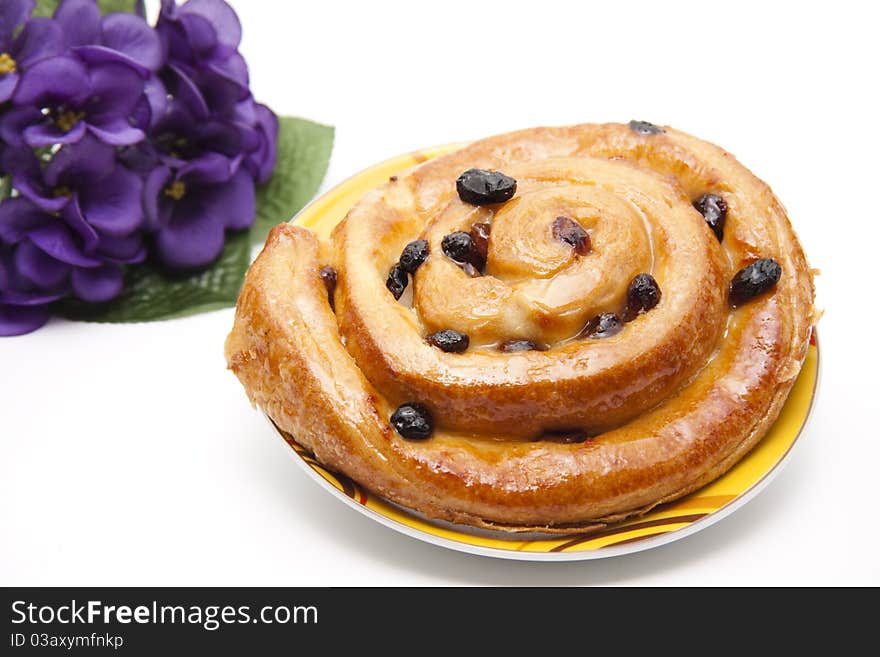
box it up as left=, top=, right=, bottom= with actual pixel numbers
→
left=0, top=198, right=133, bottom=336
left=53, top=0, right=163, bottom=74
left=240, top=100, right=278, bottom=184
left=157, top=0, right=249, bottom=115
left=0, top=0, right=280, bottom=336
left=144, top=152, right=254, bottom=268
left=6, top=137, right=146, bottom=257
left=0, top=240, right=63, bottom=336
left=6, top=54, right=146, bottom=147
left=0, top=0, right=65, bottom=103
left=158, top=0, right=242, bottom=67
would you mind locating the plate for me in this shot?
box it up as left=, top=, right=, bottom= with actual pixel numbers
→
left=265, top=146, right=821, bottom=561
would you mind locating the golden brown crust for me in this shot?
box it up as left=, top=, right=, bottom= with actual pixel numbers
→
left=225, top=122, right=815, bottom=533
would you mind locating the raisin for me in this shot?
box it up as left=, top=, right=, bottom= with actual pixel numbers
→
left=624, top=273, right=661, bottom=320
left=470, top=222, right=492, bottom=262
left=385, top=263, right=408, bottom=300
left=456, top=169, right=517, bottom=205
left=499, top=339, right=547, bottom=353
left=390, top=403, right=433, bottom=440
left=582, top=313, right=623, bottom=338
left=319, top=266, right=337, bottom=309
left=729, top=258, right=781, bottom=307
left=628, top=120, right=664, bottom=135
left=399, top=239, right=429, bottom=274
left=442, top=231, right=482, bottom=269
left=694, top=193, right=728, bottom=241
left=426, top=329, right=470, bottom=353
left=552, top=216, right=591, bottom=255
left=543, top=431, right=589, bottom=444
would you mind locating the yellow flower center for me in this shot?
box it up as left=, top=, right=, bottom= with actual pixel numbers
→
left=0, top=53, right=16, bottom=75
left=164, top=181, right=186, bottom=201
left=52, top=186, right=72, bottom=198
left=55, top=110, right=84, bottom=133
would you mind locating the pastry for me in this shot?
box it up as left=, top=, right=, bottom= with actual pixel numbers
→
left=225, top=121, right=816, bottom=533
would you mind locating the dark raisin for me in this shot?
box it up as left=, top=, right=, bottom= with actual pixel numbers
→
left=442, top=231, right=480, bottom=266
left=694, top=193, right=728, bottom=241
left=399, top=239, right=430, bottom=274
left=470, top=222, right=492, bottom=262
left=624, top=273, right=661, bottom=320
left=385, top=263, right=408, bottom=300
left=319, top=266, right=337, bottom=309
left=543, top=431, right=589, bottom=444
left=389, top=175, right=398, bottom=182
left=628, top=120, right=664, bottom=135
left=582, top=313, right=623, bottom=338
left=426, top=329, right=470, bottom=353
left=456, top=168, right=517, bottom=205
left=390, top=403, right=433, bottom=440
left=729, top=258, right=781, bottom=307
left=499, top=339, right=547, bottom=353
left=551, top=216, right=592, bottom=255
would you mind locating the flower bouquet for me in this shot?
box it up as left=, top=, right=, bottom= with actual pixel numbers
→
left=0, top=0, right=333, bottom=336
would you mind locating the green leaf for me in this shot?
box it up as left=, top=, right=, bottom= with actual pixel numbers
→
left=252, top=117, right=334, bottom=245
left=32, top=1, right=140, bottom=17
left=56, top=231, right=252, bottom=323
left=97, top=0, right=142, bottom=14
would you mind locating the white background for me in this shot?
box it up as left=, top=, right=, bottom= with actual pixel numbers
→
left=2, top=0, right=878, bottom=585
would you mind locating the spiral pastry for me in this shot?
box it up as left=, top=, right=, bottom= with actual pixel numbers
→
left=225, top=122, right=816, bottom=532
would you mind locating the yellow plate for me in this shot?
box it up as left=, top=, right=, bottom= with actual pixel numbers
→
left=265, top=145, right=821, bottom=561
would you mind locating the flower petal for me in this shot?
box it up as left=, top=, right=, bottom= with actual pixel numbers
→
left=166, top=64, right=209, bottom=119
left=207, top=50, right=249, bottom=88
left=1, top=288, right=66, bottom=305
left=143, top=165, right=173, bottom=231
left=28, top=223, right=102, bottom=267
left=14, top=240, right=70, bottom=287
left=131, top=74, right=169, bottom=131
left=14, top=17, right=65, bottom=68
left=189, top=66, right=246, bottom=112
left=100, top=13, right=164, bottom=72
left=0, top=0, right=35, bottom=50
left=199, top=118, right=257, bottom=157
left=0, top=304, right=51, bottom=337
left=0, top=106, right=42, bottom=148
left=45, top=136, right=116, bottom=187
left=13, top=54, right=88, bottom=105
left=86, top=61, right=146, bottom=123
left=155, top=200, right=226, bottom=269
left=248, top=103, right=278, bottom=184
left=178, top=151, right=235, bottom=183
left=117, top=140, right=161, bottom=175
left=0, top=197, right=50, bottom=243
left=179, top=0, right=241, bottom=50
left=53, top=0, right=101, bottom=48
left=86, top=118, right=144, bottom=146
left=61, top=196, right=100, bottom=252
left=0, top=72, right=17, bottom=103
left=202, top=167, right=255, bottom=231
left=178, top=12, right=217, bottom=59
left=159, top=0, right=178, bottom=18
left=23, top=119, right=87, bottom=148
left=71, top=264, right=123, bottom=302
left=79, top=166, right=143, bottom=236
left=13, top=168, right=69, bottom=213
left=97, top=232, right=146, bottom=264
